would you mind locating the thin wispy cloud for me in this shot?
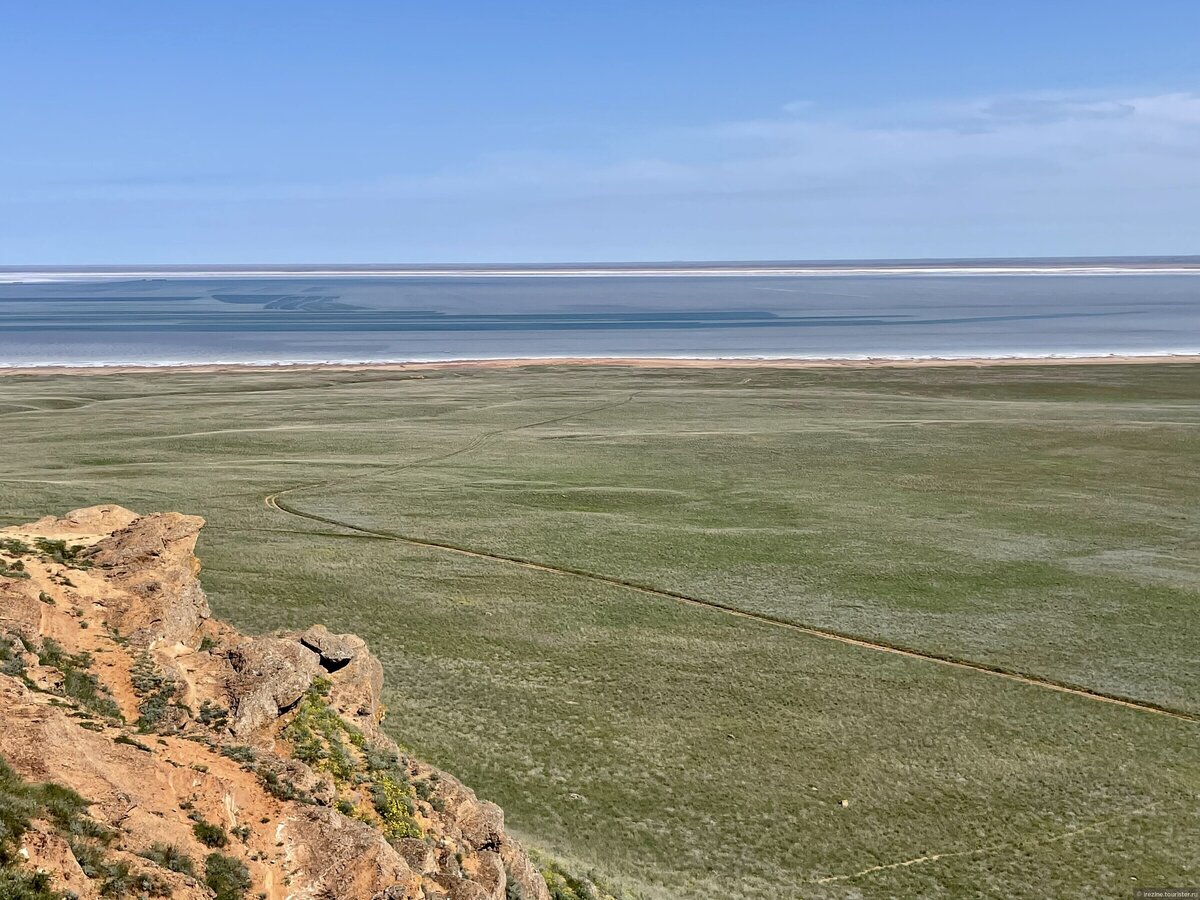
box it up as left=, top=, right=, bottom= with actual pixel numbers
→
left=7, top=87, right=1199, bottom=263
left=18, top=88, right=1197, bottom=204
left=676, top=90, right=1200, bottom=185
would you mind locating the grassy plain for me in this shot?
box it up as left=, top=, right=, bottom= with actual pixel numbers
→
left=0, top=364, right=1197, bottom=898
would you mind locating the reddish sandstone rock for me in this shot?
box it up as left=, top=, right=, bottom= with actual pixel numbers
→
left=0, top=506, right=552, bottom=900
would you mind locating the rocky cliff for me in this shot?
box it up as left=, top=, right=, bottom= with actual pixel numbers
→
left=0, top=506, right=552, bottom=900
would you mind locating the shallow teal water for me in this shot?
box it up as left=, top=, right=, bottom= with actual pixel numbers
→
left=0, top=270, right=1196, bottom=364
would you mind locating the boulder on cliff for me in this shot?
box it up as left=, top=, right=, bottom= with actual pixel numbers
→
left=226, top=636, right=322, bottom=735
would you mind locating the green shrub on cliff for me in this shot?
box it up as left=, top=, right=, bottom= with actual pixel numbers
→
left=129, top=651, right=181, bottom=732
left=0, top=755, right=116, bottom=900
left=36, top=639, right=122, bottom=721
left=139, top=842, right=197, bottom=877
left=191, top=817, right=229, bottom=849
left=531, top=851, right=633, bottom=900
left=282, top=681, right=357, bottom=782
left=0, top=558, right=30, bottom=579
left=205, top=852, right=250, bottom=900
left=33, top=538, right=91, bottom=569
left=0, top=538, right=30, bottom=556
left=281, top=680, right=423, bottom=840
left=0, top=635, right=28, bottom=678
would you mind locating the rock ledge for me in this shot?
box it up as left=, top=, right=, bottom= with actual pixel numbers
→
left=0, top=506, right=551, bottom=900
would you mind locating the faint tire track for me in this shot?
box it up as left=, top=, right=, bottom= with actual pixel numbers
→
left=810, top=799, right=1164, bottom=885
left=264, top=395, right=1198, bottom=725
left=266, top=391, right=639, bottom=512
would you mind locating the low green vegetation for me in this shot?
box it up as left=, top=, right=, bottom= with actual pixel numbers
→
left=1, top=364, right=1198, bottom=899
left=190, top=816, right=229, bottom=849
left=0, top=868, right=58, bottom=900
left=369, top=769, right=421, bottom=841
left=532, top=851, right=634, bottom=900
left=281, top=678, right=423, bottom=839
left=0, top=539, right=31, bottom=580
left=254, top=764, right=307, bottom=803
left=197, top=699, right=230, bottom=730
left=138, top=842, right=197, bottom=877
left=0, top=756, right=81, bottom=900
left=219, top=744, right=257, bottom=764
left=32, top=537, right=92, bottom=569
left=129, top=652, right=182, bottom=732
left=36, top=639, right=123, bottom=721
left=204, top=852, right=250, bottom=900
left=0, top=635, right=28, bottom=678
left=0, top=538, right=30, bottom=556
left=70, top=843, right=171, bottom=898
left=0, top=755, right=153, bottom=899
left=0, top=558, right=30, bottom=579
left=114, top=734, right=152, bottom=753
left=283, top=678, right=361, bottom=781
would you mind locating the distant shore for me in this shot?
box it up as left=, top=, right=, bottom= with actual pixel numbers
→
left=4, top=255, right=1200, bottom=283
left=3, top=354, right=1198, bottom=376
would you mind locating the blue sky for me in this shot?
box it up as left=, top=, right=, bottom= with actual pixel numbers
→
left=3, top=1, right=1199, bottom=263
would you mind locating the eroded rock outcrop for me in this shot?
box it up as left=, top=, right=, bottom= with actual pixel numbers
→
left=82, top=510, right=211, bottom=645
left=226, top=637, right=322, bottom=735
left=0, top=506, right=552, bottom=900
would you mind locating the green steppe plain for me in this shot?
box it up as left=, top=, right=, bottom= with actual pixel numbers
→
left=1, top=364, right=1197, bottom=899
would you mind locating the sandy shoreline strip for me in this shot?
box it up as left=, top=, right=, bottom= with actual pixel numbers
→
left=2, top=355, right=1199, bottom=376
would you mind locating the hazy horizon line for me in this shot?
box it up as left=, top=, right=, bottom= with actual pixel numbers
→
left=5, top=253, right=1200, bottom=268
left=4, top=254, right=1200, bottom=282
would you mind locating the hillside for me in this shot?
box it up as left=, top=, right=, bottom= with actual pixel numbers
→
left=0, top=505, right=569, bottom=900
